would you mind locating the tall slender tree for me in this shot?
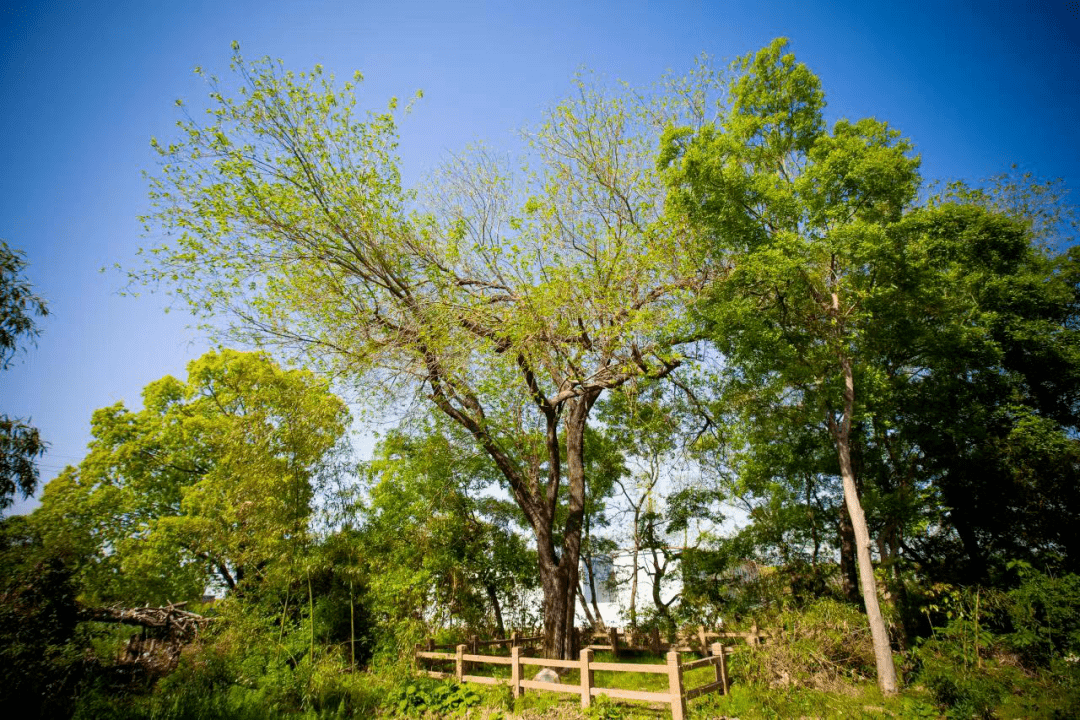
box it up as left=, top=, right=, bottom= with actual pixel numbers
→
left=662, top=38, right=920, bottom=693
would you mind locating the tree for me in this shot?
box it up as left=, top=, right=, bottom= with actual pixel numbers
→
left=358, top=423, right=540, bottom=638
left=141, top=49, right=722, bottom=657
left=1, top=241, right=48, bottom=510
left=878, top=199, right=1080, bottom=580
left=34, top=349, right=349, bottom=605
left=662, top=38, right=921, bottom=693
left=598, top=381, right=723, bottom=628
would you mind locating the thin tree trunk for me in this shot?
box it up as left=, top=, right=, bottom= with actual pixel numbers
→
left=832, top=355, right=899, bottom=695
left=577, top=585, right=597, bottom=627
left=349, top=579, right=356, bottom=669
left=807, top=473, right=821, bottom=570
left=629, top=505, right=641, bottom=628
left=582, top=553, right=605, bottom=630
left=486, top=582, right=506, bottom=639
left=649, top=545, right=672, bottom=620
left=581, top=513, right=606, bottom=630
left=308, top=572, right=315, bottom=663
left=839, top=504, right=861, bottom=603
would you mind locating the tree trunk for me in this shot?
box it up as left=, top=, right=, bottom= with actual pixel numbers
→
left=582, top=553, right=606, bottom=630
left=537, top=549, right=576, bottom=659
left=628, top=505, right=641, bottom=628
left=430, top=360, right=598, bottom=661
left=832, top=356, right=899, bottom=695
left=485, top=582, right=506, bottom=639
left=838, top=504, right=861, bottom=603
left=531, top=392, right=595, bottom=659
left=577, top=585, right=597, bottom=628
left=581, top=514, right=606, bottom=629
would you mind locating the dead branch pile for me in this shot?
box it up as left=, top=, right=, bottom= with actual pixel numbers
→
left=79, top=601, right=212, bottom=640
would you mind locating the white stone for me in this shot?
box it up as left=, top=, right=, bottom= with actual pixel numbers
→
left=533, top=667, right=560, bottom=684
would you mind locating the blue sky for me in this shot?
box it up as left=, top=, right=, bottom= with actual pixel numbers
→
left=2, top=0, right=1078, bottom=514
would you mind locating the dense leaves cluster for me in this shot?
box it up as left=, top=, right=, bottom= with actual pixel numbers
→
left=0, top=240, right=48, bottom=510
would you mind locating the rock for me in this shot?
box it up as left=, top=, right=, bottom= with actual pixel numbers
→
left=533, top=667, right=560, bottom=684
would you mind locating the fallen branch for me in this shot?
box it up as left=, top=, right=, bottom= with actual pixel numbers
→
left=79, top=602, right=212, bottom=639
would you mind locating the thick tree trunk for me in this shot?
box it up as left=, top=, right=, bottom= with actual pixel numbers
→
left=532, top=392, right=595, bottom=659
left=537, top=548, right=576, bottom=659
left=832, top=356, right=899, bottom=696
left=429, top=357, right=605, bottom=661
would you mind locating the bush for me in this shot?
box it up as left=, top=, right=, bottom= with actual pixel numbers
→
left=386, top=678, right=482, bottom=717
left=1005, top=568, right=1080, bottom=666
left=731, top=598, right=876, bottom=690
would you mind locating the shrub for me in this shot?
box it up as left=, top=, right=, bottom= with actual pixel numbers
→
left=1005, top=568, right=1080, bottom=666
left=731, top=598, right=876, bottom=690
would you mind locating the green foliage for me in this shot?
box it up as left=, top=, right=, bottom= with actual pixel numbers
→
left=357, top=422, right=540, bottom=641
left=0, top=240, right=49, bottom=509
left=903, top=574, right=1080, bottom=719
left=1004, top=567, right=1080, bottom=666
left=386, top=679, right=482, bottom=717
left=731, top=599, right=877, bottom=690
left=33, top=349, right=350, bottom=604
left=0, top=516, right=86, bottom=719
left=0, top=239, right=48, bottom=369
left=584, top=694, right=626, bottom=719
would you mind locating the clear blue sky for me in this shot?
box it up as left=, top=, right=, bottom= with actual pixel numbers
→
left=2, top=0, right=1078, bottom=514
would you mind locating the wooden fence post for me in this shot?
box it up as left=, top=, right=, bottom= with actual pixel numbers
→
left=697, top=625, right=708, bottom=654
left=711, top=642, right=728, bottom=694
left=511, top=630, right=520, bottom=648
left=667, top=650, right=686, bottom=720
left=510, top=646, right=522, bottom=698
left=651, top=626, right=662, bottom=655
left=579, top=648, right=594, bottom=709
left=455, top=644, right=465, bottom=682
left=704, top=643, right=730, bottom=695
left=467, top=634, right=478, bottom=673
left=750, top=620, right=759, bottom=645
left=426, top=637, right=435, bottom=652
left=608, top=627, right=619, bottom=658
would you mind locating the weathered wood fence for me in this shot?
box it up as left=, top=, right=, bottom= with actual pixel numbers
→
left=414, top=627, right=756, bottom=720
left=417, top=630, right=544, bottom=654
left=582, top=624, right=769, bottom=656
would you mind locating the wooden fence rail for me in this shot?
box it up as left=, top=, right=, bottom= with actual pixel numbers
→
left=415, top=637, right=731, bottom=720
left=417, top=630, right=544, bottom=653
left=582, top=624, right=769, bottom=656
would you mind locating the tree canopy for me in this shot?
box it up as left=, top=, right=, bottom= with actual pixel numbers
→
left=0, top=240, right=49, bottom=510
left=140, top=47, right=726, bottom=657
left=34, top=349, right=349, bottom=605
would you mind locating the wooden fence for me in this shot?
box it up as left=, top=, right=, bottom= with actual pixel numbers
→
left=417, top=630, right=544, bottom=654
left=415, top=634, right=735, bottom=720
left=581, top=624, right=769, bottom=657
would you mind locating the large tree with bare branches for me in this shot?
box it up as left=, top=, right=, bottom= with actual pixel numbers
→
left=142, top=48, right=723, bottom=658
